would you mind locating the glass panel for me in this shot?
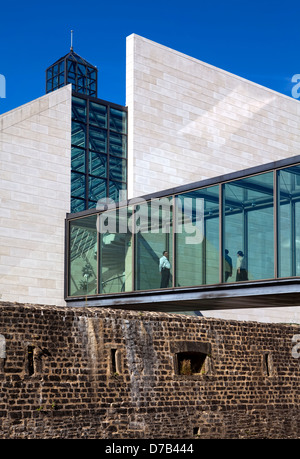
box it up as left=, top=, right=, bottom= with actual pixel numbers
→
left=89, top=126, right=107, bottom=153
left=53, top=64, right=59, bottom=76
left=89, top=102, right=107, bottom=128
left=78, top=64, right=87, bottom=76
left=46, top=68, right=52, bottom=79
left=69, top=216, right=97, bottom=296
left=72, top=96, right=86, bottom=122
left=175, top=186, right=219, bottom=287
left=53, top=76, right=58, bottom=89
left=71, top=197, right=86, bottom=214
left=67, top=72, right=76, bottom=86
left=46, top=79, right=53, bottom=93
left=109, top=181, right=127, bottom=202
left=59, top=73, right=65, bottom=85
left=135, top=197, right=173, bottom=290
left=109, top=132, right=127, bottom=158
left=72, top=122, right=86, bottom=147
left=71, top=147, right=85, bottom=173
left=71, top=172, right=86, bottom=199
left=278, top=165, right=300, bottom=277
left=98, top=207, right=133, bottom=293
left=110, top=108, right=127, bottom=133
left=89, top=151, right=107, bottom=177
left=89, top=176, right=107, bottom=202
left=223, top=172, right=274, bottom=282
left=109, top=156, right=126, bottom=182
left=67, top=60, right=76, bottom=72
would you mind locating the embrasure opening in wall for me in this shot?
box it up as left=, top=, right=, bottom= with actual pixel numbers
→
left=27, top=345, right=35, bottom=376
left=176, top=352, right=207, bottom=375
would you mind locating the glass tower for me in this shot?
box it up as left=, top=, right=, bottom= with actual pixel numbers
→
left=46, top=47, right=127, bottom=212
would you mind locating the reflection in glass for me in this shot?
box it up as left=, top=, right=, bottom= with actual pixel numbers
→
left=110, top=132, right=127, bottom=158
left=71, top=172, right=86, bottom=199
left=89, top=126, right=107, bottom=153
left=72, top=147, right=85, bottom=173
left=89, top=151, right=107, bottom=178
left=278, top=166, right=300, bottom=277
left=175, top=186, right=219, bottom=287
left=72, top=122, right=85, bottom=148
left=71, top=197, right=86, bottom=214
left=89, top=176, right=106, bottom=202
left=72, top=97, right=86, bottom=122
left=109, top=156, right=126, bottom=182
left=99, top=207, right=133, bottom=293
left=89, top=102, right=107, bottom=128
left=135, top=198, right=173, bottom=290
left=109, top=181, right=127, bottom=202
left=69, top=216, right=97, bottom=296
left=223, top=172, right=274, bottom=282
left=110, top=108, right=127, bottom=133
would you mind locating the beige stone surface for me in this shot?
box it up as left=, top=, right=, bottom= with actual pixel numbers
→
left=126, top=34, right=300, bottom=198
left=0, top=86, right=71, bottom=306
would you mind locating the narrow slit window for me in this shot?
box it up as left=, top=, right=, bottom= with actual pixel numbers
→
left=27, top=346, right=35, bottom=376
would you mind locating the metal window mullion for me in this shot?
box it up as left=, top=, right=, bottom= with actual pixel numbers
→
left=219, top=183, right=224, bottom=284
left=274, top=170, right=279, bottom=279
left=85, top=99, right=90, bottom=209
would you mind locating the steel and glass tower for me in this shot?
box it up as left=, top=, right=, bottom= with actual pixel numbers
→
left=46, top=43, right=127, bottom=213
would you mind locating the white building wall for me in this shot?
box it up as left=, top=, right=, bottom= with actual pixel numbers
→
left=0, top=85, right=71, bottom=306
left=126, top=34, right=300, bottom=323
left=126, top=34, right=300, bottom=198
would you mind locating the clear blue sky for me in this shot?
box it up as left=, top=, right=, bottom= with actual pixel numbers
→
left=1, top=0, right=300, bottom=115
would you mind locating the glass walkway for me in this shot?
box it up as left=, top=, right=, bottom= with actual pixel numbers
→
left=65, top=156, right=300, bottom=312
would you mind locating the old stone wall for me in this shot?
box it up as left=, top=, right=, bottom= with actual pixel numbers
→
left=0, top=301, right=300, bottom=439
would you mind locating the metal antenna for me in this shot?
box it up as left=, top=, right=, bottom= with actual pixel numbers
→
left=70, top=30, right=74, bottom=51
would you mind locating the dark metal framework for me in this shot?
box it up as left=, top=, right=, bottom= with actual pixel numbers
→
left=71, top=93, right=128, bottom=213
left=45, top=49, right=98, bottom=96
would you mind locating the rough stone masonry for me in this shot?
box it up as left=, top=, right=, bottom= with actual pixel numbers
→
left=0, top=301, right=300, bottom=439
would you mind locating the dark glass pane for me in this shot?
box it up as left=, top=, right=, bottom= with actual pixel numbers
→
left=110, top=108, right=127, bottom=133
left=89, top=102, right=107, bottom=128
left=72, top=96, right=87, bottom=122
left=59, top=73, right=65, bottom=85
left=109, top=156, right=126, bottom=182
left=87, top=68, right=96, bottom=79
left=71, top=147, right=85, bottom=173
left=69, top=215, right=97, bottom=296
left=53, top=64, right=59, bottom=76
left=72, top=122, right=86, bottom=147
left=46, top=79, right=52, bottom=92
left=78, top=64, right=86, bottom=76
left=109, top=132, right=126, bottom=158
left=59, top=61, right=64, bottom=73
left=53, top=76, right=58, bottom=88
left=67, top=60, right=76, bottom=72
left=67, top=72, right=76, bottom=86
left=89, top=176, right=107, bottom=202
left=89, top=126, right=107, bottom=153
left=71, top=197, right=86, bottom=214
left=71, top=172, right=86, bottom=199
left=109, top=181, right=127, bottom=202
left=176, top=186, right=219, bottom=287
left=223, top=172, right=274, bottom=282
left=89, top=151, right=107, bottom=177
left=46, top=68, right=52, bottom=79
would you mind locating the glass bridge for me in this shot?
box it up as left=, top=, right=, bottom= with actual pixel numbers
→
left=65, top=156, right=300, bottom=312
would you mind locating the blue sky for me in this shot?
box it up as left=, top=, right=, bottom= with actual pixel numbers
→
left=1, top=0, right=300, bottom=114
